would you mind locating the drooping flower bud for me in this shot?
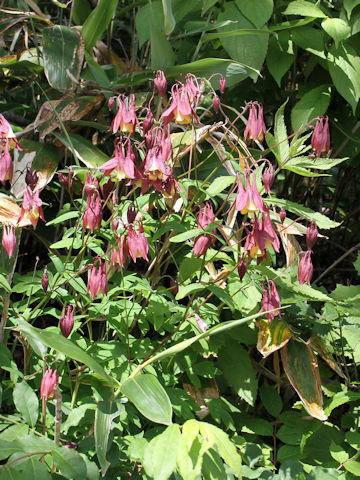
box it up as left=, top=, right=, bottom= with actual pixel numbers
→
left=40, top=369, right=59, bottom=400
left=311, top=116, right=330, bottom=157
left=2, top=225, right=16, bottom=258
left=237, top=255, right=248, bottom=281
left=212, top=94, right=220, bottom=113
left=219, top=76, right=226, bottom=94
left=41, top=268, right=49, bottom=294
left=298, top=250, right=313, bottom=285
left=127, top=204, right=136, bottom=224
left=262, top=162, right=274, bottom=194
left=195, top=313, right=207, bottom=333
left=87, top=258, right=108, bottom=298
left=108, top=96, right=115, bottom=111
left=279, top=208, right=286, bottom=224
left=306, top=220, right=318, bottom=251
left=143, top=109, right=154, bottom=135
left=154, top=70, right=167, bottom=98
left=261, top=280, right=281, bottom=323
left=169, top=278, right=178, bottom=296
left=60, top=304, right=74, bottom=338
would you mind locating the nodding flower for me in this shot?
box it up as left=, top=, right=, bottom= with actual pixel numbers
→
left=193, top=202, right=216, bottom=257
left=60, top=304, right=75, bottom=338
left=311, top=116, right=330, bottom=157
left=18, top=187, right=45, bottom=228
left=262, top=162, right=275, bottom=194
left=161, top=75, right=201, bottom=125
left=41, top=269, right=49, bottom=294
left=154, top=70, right=167, bottom=98
left=83, top=190, right=102, bottom=233
left=127, top=224, right=149, bottom=263
left=261, top=280, right=281, bottom=323
left=97, top=138, right=135, bottom=181
left=0, top=145, right=13, bottom=184
left=0, top=114, right=22, bottom=150
left=298, top=250, right=313, bottom=285
left=111, top=94, right=138, bottom=134
left=2, top=224, right=16, bottom=258
left=244, top=102, right=266, bottom=144
left=244, top=212, right=280, bottom=260
left=306, top=220, right=318, bottom=251
left=87, top=258, right=108, bottom=299
left=235, top=173, right=265, bottom=215
left=219, top=76, right=226, bottom=94
left=195, top=314, right=207, bottom=333
left=40, top=369, right=59, bottom=400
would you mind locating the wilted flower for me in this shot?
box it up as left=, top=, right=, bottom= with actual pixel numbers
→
left=261, top=280, right=281, bottom=323
left=60, top=304, right=74, bottom=338
left=111, top=94, right=138, bottom=134
left=2, top=224, right=16, bottom=258
left=154, top=70, right=167, bottom=98
left=244, top=102, right=266, bottom=144
left=195, top=313, right=207, bottom=333
left=298, top=250, right=313, bottom=285
left=262, top=162, right=274, bottom=194
left=235, top=173, right=265, bottom=215
left=311, top=116, right=330, bottom=157
left=306, top=220, right=318, bottom=251
left=18, top=187, right=45, bottom=228
left=40, top=369, right=59, bottom=400
left=41, top=269, right=49, bottom=294
left=58, top=168, right=74, bottom=190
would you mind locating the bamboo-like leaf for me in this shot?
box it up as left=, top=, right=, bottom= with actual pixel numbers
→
left=95, top=401, right=122, bottom=476
left=82, top=0, right=118, bottom=51
left=281, top=339, right=327, bottom=421
left=308, top=336, right=344, bottom=378
left=256, top=318, right=292, bottom=358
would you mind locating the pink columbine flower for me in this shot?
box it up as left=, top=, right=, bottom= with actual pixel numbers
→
left=161, top=76, right=200, bottom=125
left=244, top=212, right=280, bottom=259
left=127, top=224, right=149, bottom=262
left=261, top=280, right=281, bottom=323
left=212, top=94, right=220, bottom=113
left=111, top=233, right=129, bottom=268
left=97, top=139, right=135, bottom=181
left=40, top=369, right=59, bottom=400
left=0, top=114, right=22, bottom=150
left=279, top=208, right=286, bottom=224
left=25, top=169, right=38, bottom=191
left=18, top=187, right=45, bottom=228
left=298, top=250, right=313, bottom=285
left=193, top=202, right=216, bottom=257
left=311, top=116, right=330, bottom=157
left=41, top=269, right=49, bottom=294
left=306, top=220, right=318, bottom=251
left=235, top=173, right=265, bottom=215
left=60, top=304, right=74, bottom=338
left=87, top=258, right=108, bottom=298
left=2, top=225, right=16, bottom=258
left=244, top=102, right=266, bottom=144
left=127, top=204, right=136, bottom=225
left=83, top=190, right=102, bottom=233
left=84, top=173, right=99, bottom=196
left=143, top=109, right=154, bottom=135
left=0, top=145, right=13, bottom=184
left=262, top=162, right=274, bottom=194
left=195, top=313, right=207, bottom=333
left=154, top=70, right=167, bottom=98
left=111, top=94, right=138, bottom=134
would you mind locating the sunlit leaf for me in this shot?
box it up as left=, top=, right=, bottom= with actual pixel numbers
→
left=256, top=318, right=292, bottom=358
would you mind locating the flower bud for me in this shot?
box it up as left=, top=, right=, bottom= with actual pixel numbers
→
left=279, top=208, right=286, bottom=224
left=262, top=163, right=274, bottom=194
left=311, top=116, right=330, bottom=157
left=237, top=255, right=247, bottom=281
left=60, top=304, right=74, bottom=338
left=25, top=169, right=38, bottom=191
left=127, top=204, right=136, bottom=224
left=306, top=221, right=318, bottom=251
left=143, top=110, right=154, bottom=135
left=212, top=94, right=220, bottom=113
left=219, top=76, right=226, bottom=94
left=195, top=313, right=207, bottom=333
left=298, top=250, right=313, bottom=285
left=2, top=225, right=16, bottom=258
left=40, top=369, right=59, bottom=400
left=154, top=70, right=167, bottom=98
left=108, top=96, right=115, bottom=111
left=41, top=269, right=49, bottom=294
left=169, top=278, right=178, bottom=296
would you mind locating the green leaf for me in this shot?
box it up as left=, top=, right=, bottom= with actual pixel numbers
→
left=72, top=0, right=91, bottom=24
left=179, top=257, right=203, bottom=282
left=143, top=424, right=181, bottom=480
left=218, top=341, right=258, bottom=405
left=53, top=132, right=109, bottom=167
left=291, top=85, right=331, bottom=132
left=81, top=0, right=118, bottom=50
left=267, top=34, right=294, bottom=87
left=13, top=382, right=39, bottom=427
left=284, top=156, right=347, bottom=172
left=324, top=389, right=360, bottom=415
left=170, top=228, right=202, bottom=243
left=235, top=0, right=273, bottom=27
left=15, top=457, right=51, bottom=480
left=15, top=321, right=112, bottom=384
left=176, top=283, right=205, bottom=300
left=43, top=26, right=84, bottom=91
left=344, top=460, right=360, bottom=476
left=322, top=18, right=351, bottom=47
left=46, top=211, right=80, bottom=226
left=274, top=100, right=290, bottom=164
left=327, top=42, right=360, bottom=114
left=217, top=3, right=269, bottom=81
left=95, top=401, right=122, bottom=476
left=259, top=381, right=283, bottom=417
left=256, top=318, right=293, bottom=358
left=177, top=421, right=205, bottom=480
left=0, top=273, right=11, bottom=292
left=330, top=441, right=349, bottom=463
left=50, top=237, right=82, bottom=250
left=206, top=176, right=236, bottom=196
left=150, top=7, right=175, bottom=70
left=344, top=0, right=360, bottom=18
left=283, top=1, right=326, bottom=18
left=121, top=374, right=173, bottom=425
left=162, top=0, right=176, bottom=35
left=281, top=339, right=327, bottom=420
left=52, top=446, right=87, bottom=479
left=266, top=197, right=340, bottom=229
